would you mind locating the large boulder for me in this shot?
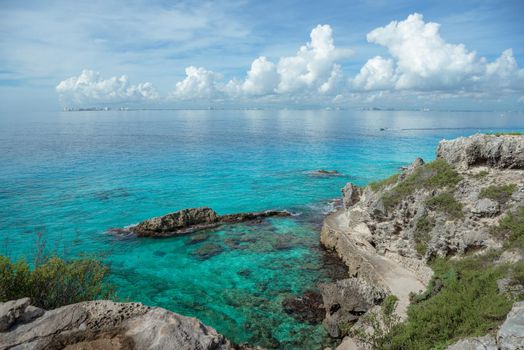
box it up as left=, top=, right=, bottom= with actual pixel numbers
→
left=437, top=134, right=524, bottom=170
left=0, top=299, right=231, bottom=350
left=319, top=278, right=386, bottom=338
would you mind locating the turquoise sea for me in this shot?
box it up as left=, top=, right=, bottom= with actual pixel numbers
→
left=1, top=109, right=523, bottom=348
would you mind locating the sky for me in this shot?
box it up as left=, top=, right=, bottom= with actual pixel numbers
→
left=1, top=0, right=523, bottom=111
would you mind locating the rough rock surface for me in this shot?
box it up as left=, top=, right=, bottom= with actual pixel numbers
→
left=446, top=335, right=498, bottom=350
left=342, top=183, right=360, bottom=209
left=497, top=301, right=524, bottom=350
left=437, top=134, right=524, bottom=170
left=0, top=299, right=231, bottom=350
left=123, top=207, right=291, bottom=237
left=319, top=278, right=386, bottom=338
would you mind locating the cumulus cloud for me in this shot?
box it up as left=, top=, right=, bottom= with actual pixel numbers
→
left=352, top=13, right=524, bottom=94
left=56, top=15, right=524, bottom=108
left=56, top=70, right=158, bottom=106
left=275, top=24, right=352, bottom=94
left=170, top=66, right=223, bottom=100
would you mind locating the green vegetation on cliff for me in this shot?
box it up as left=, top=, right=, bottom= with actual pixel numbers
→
left=480, top=184, right=517, bottom=204
left=414, top=215, right=435, bottom=255
left=381, top=253, right=514, bottom=349
left=492, top=206, right=524, bottom=248
left=379, top=159, right=462, bottom=209
left=0, top=255, right=113, bottom=309
left=426, top=192, right=464, bottom=219
left=375, top=207, right=524, bottom=349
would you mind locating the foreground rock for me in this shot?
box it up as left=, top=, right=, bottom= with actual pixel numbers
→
left=122, top=207, right=291, bottom=237
left=0, top=298, right=232, bottom=350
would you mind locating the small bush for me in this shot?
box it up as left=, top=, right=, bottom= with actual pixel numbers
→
left=369, top=174, right=399, bottom=192
left=414, top=215, right=435, bottom=255
left=492, top=207, right=524, bottom=248
left=380, top=254, right=512, bottom=349
left=426, top=193, right=464, bottom=220
left=474, top=170, right=489, bottom=179
left=479, top=184, right=517, bottom=204
left=0, top=255, right=113, bottom=310
left=381, top=160, right=462, bottom=209
left=492, top=132, right=523, bottom=136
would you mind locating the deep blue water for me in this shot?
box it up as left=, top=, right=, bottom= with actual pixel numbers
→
left=1, top=109, right=523, bottom=348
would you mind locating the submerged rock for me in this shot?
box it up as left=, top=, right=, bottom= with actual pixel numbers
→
left=309, top=169, right=342, bottom=176
left=0, top=299, right=232, bottom=350
left=125, top=207, right=291, bottom=237
left=192, top=243, right=223, bottom=260
left=282, top=290, right=325, bottom=324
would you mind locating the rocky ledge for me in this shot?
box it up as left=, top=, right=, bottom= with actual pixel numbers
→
left=0, top=298, right=233, bottom=350
left=319, top=133, right=524, bottom=347
left=114, top=207, right=291, bottom=237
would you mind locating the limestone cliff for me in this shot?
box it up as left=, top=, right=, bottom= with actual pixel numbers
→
left=319, top=134, right=524, bottom=347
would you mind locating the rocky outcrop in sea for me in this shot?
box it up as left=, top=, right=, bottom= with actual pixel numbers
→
left=112, top=207, right=291, bottom=237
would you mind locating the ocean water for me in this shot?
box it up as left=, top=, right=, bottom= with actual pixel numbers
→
left=1, top=109, right=523, bottom=348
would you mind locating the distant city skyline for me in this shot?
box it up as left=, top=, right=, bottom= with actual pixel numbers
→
left=1, top=0, right=523, bottom=111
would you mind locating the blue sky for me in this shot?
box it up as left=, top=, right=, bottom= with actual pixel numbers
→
left=1, top=0, right=523, bottom=111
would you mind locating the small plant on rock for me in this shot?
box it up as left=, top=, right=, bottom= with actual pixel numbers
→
left=479, top=184, right=517, bottom=204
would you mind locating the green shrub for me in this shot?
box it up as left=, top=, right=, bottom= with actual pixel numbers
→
left=414, top=215, right=435, bottom=255
left=381, top=160, right=462, bottom=209
left=474, top=170, right=489, bottom=179
left=380, top=255, right=512, bottom=349
left=0, top=255, right=113, bottom=309
left=479, top=184, right=517, bottom=204
left=492, top=207, right=524, bottom=249
left=492, top=132, right=523, bottom=136
left=426, top=193, right=464, bottom=219
left=369, top=174, right=399, bottom=192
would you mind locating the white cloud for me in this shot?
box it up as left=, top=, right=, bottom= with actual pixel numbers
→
left=276, top=25, right=352, bottom=94
left=241, top=57, right=279, bottom=96
left=54, top=15, right=524, bottom=108
left=352, top=13, right=524, bottom=95
left=170, top=66, right=223, bottom=100
left=56, top=70, right=158, bottom=106
left=353, top=56, right=395, bottom=90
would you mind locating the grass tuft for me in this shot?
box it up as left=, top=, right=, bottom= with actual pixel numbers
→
left=414, top=215, right=435, bottom=255
left=426, top=193, right=464, bottom=220
left=479, top=184, right=517, bottom=204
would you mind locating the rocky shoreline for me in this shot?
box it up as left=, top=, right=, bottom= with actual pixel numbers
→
left=2, top=133, right=523, bottom=349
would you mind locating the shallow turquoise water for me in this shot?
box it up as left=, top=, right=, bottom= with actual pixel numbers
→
left=1, top=109, right=523, bottom=348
